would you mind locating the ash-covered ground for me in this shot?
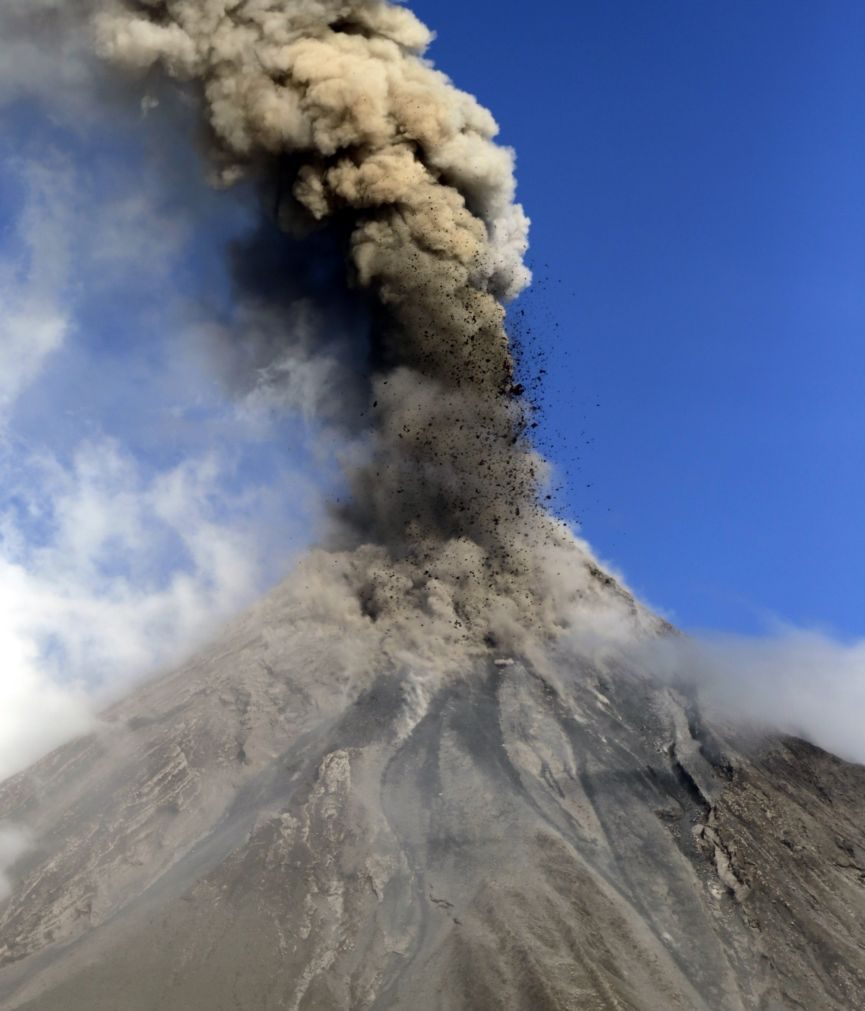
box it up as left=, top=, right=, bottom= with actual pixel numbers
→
left=0, top=572, right=864, bottom=1010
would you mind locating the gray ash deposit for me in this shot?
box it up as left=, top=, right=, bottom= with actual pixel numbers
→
left=0, top=588, right=864, bottom=1010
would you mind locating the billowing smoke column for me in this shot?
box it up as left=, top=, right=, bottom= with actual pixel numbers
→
left=95, top=0, right=534, bottom=555
left=90, top=0, right=584, bottom=630
left=6, top=0, right=645, bottom=668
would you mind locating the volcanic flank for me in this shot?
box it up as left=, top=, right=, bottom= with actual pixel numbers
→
left=1, top=2, right=865, bottom=1010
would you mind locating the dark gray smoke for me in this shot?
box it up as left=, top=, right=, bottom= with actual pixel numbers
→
left=0, top=0, right=656, bottom=702
left=92, top=0, right=535, bottom=553
left=84, top=0, right=637, bottom=654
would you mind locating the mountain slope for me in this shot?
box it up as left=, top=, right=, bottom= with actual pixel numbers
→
left=0, top=578, right=864, bottom=1010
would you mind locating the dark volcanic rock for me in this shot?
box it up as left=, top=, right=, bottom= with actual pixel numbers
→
left=0, top=581, right=863, bottom=1010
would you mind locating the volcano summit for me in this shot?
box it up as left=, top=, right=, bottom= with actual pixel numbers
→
left=1, top=575, right=864, bottom=1010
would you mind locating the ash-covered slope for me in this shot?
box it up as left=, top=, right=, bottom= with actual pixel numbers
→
left=1, top=573, right=864, bottom=1011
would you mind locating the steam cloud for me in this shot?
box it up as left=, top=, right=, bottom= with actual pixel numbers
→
left=640, top=627, right=865, bottom=766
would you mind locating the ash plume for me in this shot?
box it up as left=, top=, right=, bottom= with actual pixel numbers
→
left=81, top=0, right=638, bottom=662
left=91, top=0, right=532, bottom=539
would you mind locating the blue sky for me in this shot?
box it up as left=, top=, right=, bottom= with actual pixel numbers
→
left=411, top=0, right=865, bottom=636
left=0, top=2, right=862, bottom=776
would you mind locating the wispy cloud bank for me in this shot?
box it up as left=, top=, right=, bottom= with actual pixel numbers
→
left=0, top=436, right=315, bottom=781
left=0, top=159, right=74, bottom=412
left=642, top=626, right=865, bottom=765
left=0, top=106, right=331, bottom=783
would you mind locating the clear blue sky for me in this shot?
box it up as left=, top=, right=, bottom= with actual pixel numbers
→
left=2, top=2, right=862, bottom=646
left=1, top=1, right=861, bottom=773
left=412, top=0, right=865, bottom=636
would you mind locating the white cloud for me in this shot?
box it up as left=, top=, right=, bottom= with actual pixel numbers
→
left=0, top=137, right=201, bottom=421
left=0, top=159, right=75, bottom=413
left=0, top=436, right=312, bottom=783
left=0, top=583, right=93, bottom=783
left=0, top=112, right=336, bottom=788
left=0, top=155, right=167, bottom=391
left=0, top=310, right=69, bottom=413
left=642, top=627, right=865, bottom=766
left=0, top=63, right=364, bottom=794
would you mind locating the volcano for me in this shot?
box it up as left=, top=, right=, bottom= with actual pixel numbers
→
left=1, top=570, right=864, bottom=1011
left=1, top=2, right=863, bottom=1008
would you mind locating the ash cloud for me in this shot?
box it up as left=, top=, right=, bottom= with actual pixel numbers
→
left=89, top=0, right=535, bottom=544
left=0, top=2, right=665, bottom=764
left=82, top=0, right=622, bottom=661
left=12, top=0, right=862, bottom=786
